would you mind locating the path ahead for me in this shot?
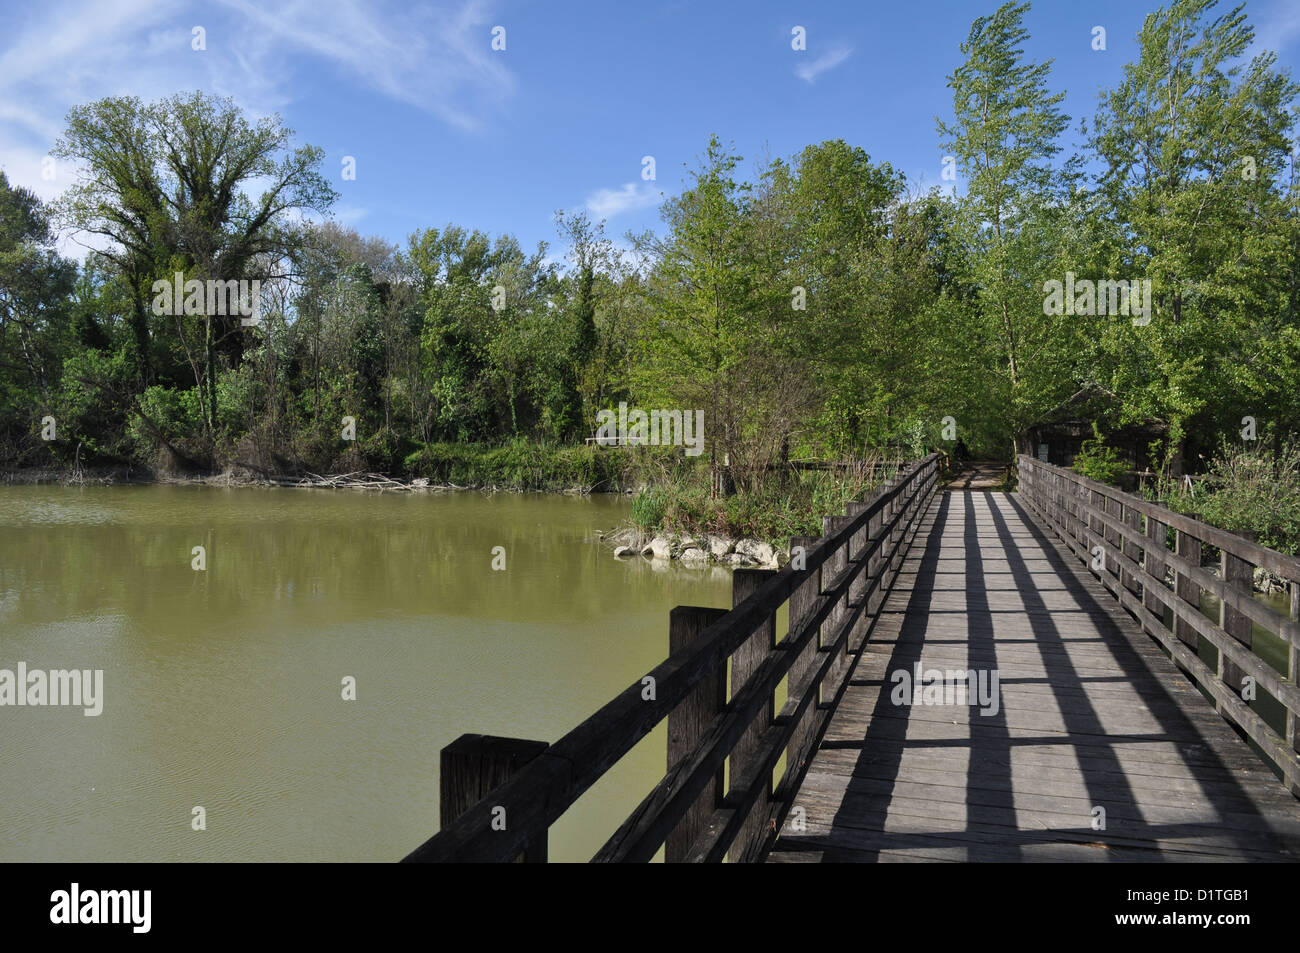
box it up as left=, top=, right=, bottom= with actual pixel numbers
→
left=945, top=460, right=1008, bottom=491
left=769, top=490, right=1300, bottom=862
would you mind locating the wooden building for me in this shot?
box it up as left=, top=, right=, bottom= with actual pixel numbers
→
left=1015, top=384, right=1168, bottom=479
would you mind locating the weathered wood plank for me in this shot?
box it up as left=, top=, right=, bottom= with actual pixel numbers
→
left=431, top=734, right=549, bottom=864
left=772, top=483, right=1300, bottom=864
left=666, top=606, right=730, bottom=862
left=728, top=570, right=777, bottom=863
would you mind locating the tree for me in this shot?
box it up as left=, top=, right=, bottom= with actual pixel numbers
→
left=1088, top=0, right=1300, bottom=473
left=937, top=0, right=1074, bottom=452
left=638, top=136, right=760, bottom=492
left=0, top=171, right=76, bottom=461
left=51, top=92, right=336, bottom=442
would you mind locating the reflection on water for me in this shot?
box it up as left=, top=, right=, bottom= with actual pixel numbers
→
left=0, top=485, right=732, bottom=861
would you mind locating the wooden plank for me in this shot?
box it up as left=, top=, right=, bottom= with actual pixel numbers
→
left=772, top=480, right=1300, bottom=866
left=728, top=569, right=777, bottom=863
left=666, top=606, right=729, bottom=862
left=436, top=734, right=549, bottom=863
left=1219, top=534, right=1254, bottom=708
left=785, top=534, right=820, bottom=785
left=1174, top=528, right=1203, bottom=653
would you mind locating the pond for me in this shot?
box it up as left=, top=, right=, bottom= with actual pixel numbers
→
left=0, top=484, right=733, bottom=861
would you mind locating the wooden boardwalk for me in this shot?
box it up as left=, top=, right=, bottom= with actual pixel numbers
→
left=769, top=490, right=1300, bottom=862
left=945, top=460, right=1008, bottom=491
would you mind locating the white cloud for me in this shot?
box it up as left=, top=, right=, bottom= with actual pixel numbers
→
left=332, top=203, right=371, bottom=226
left=584, top=182, right=660, bottom=219
left=1248, top=1, right=1300, bottom=59
left=0, top=0, right=513, bottom=249
left=795, top=47, right=852, bottom=84
left=213, top=0, right=514, bottom=130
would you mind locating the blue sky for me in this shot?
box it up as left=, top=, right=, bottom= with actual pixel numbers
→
left=3, top=0, right=1300, bottom=263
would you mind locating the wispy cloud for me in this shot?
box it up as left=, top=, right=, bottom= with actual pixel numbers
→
left=585, top=182, right=660, bottom=219
left=332, top=203, right=370, bottom=226
left=1248, top=0, right=1300, bottom=59
left=214, top=0, right=513, bottom=130
left=0, top=0, right=514, bottom=232
left=795, top=47, right=852, bottom=84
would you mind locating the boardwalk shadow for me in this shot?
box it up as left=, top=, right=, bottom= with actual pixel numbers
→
left=778, top=489, right=1293, bottom=862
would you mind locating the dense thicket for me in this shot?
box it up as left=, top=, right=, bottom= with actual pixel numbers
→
left=2, top=0, right=1298, bottom=492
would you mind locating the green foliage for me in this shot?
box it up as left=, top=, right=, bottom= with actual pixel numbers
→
left=1072, top=423, right=1128, bottom=485
left=631, top=486, right=669, bottom=532
left=3, top=7, right=1299, bottom=523
left=1167, top=441, right=1300, bottom=555
left=936, top=0, right=1079, bottom=449
left=621, top=461, right=901, bottom=544
left=403, top=441, right=630, bottom=491
left=129, top=384, right=203, bottom=450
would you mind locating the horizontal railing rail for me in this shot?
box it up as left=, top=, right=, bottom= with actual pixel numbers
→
left=404, top=452, right=943, bottom=862
left=1018, top=455, right=1300, bottom=796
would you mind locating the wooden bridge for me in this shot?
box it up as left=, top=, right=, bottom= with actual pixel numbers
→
left=405, top=453, right=1300, bottom=863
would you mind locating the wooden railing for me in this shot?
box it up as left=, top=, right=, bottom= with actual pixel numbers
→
left=1018, top=455, right=1300, bottom=795
left=403, top=452, right=944, bottom=862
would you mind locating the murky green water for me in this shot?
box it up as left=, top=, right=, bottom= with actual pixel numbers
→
left=0, top=485, right=732, bottom=861
left=1192, top=587, right=1294, bottom=769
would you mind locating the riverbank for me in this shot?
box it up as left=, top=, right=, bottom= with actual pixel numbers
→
left=6, top=440, right=647, bottom=492
left=0, top=464, right=626, bottom=495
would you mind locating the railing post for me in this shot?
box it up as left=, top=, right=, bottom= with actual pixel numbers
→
left=1174, top=529, right=1202, bottom=654
left=1106, top=493, right=1123, bottom=585
left=1055, top=469, right=1065, bottom=530
left=1072, top=473, right=1083, bottom=540
left=1143, top=511, right=1168, bottom=632
left=1085, top=486, right=1098, bottom=553
left=1122, top=500, right=1142, bottom=597
left=891, top=473, right=908, bottom=577
left=666, top=605, right=729, bottom=862
left=1219, top=535, right=1254, bottom=709
left=823, top=514, right=852, bottom=691
left=440, top=734, right=549, bottom=862
left=729, top=569, right=778, bottom=863
left=846, top=501, right=872, bottom=652
left=1290, top=581, right=1300, bottom=774
left=786, top=535, right=821, bottom=780
left=866, top=499, right=884, bottom=616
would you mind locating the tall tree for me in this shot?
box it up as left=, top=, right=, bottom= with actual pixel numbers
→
left=0, top=171, right=76, bottom=459
left=638, top=136, right=759, bottom=492
left=1089, top=0, right=1300, bottom=471
left=937, top=0, right=1073, bottom=452
left=52, top=92, right=336, bottom=440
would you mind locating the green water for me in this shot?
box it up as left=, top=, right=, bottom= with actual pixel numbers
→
left=1192, top=587, right=1294, bottom=765
left=0, top=485, right=732, bottom=861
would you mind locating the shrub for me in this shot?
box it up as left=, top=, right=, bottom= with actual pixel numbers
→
left=402, top=441, right=634, bottom=490
left=1169, top=440, right=1300, bottom=556
left=631, top=486, right=668, bottom=531
left=1072, top=423, right=1127, bottom=485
